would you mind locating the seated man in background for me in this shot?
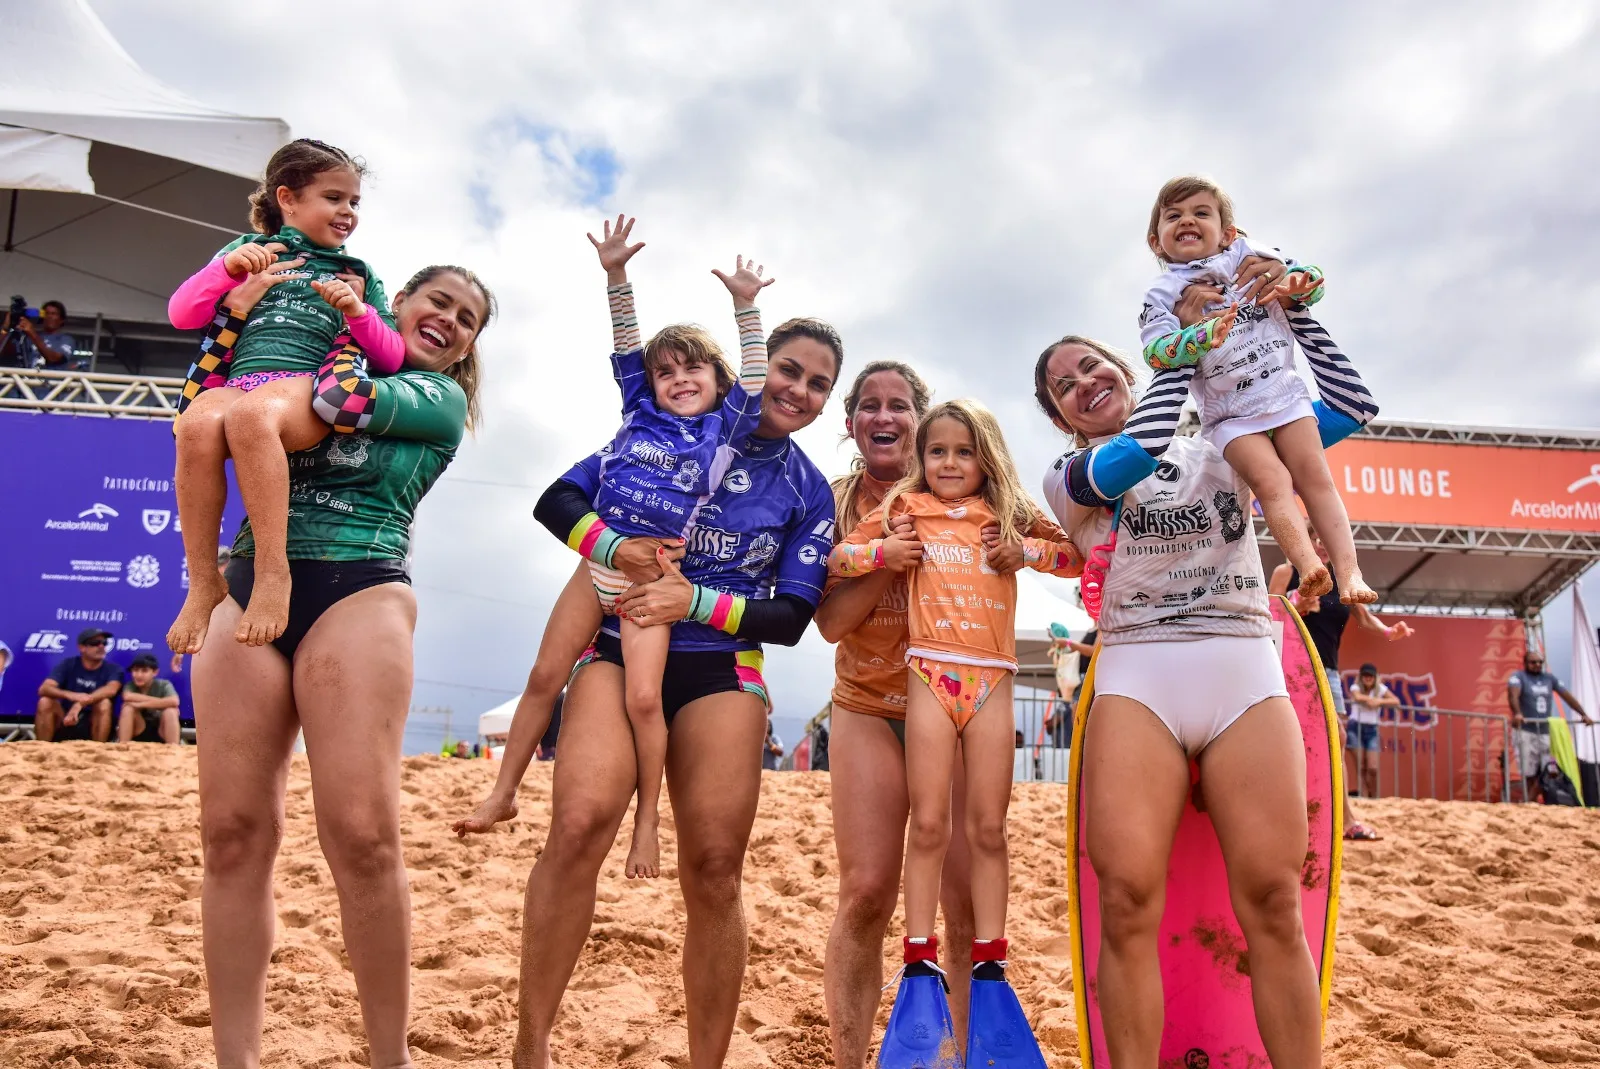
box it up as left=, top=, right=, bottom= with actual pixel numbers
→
left=117, top=652, right=181, bottom=745
left=36, top=628, right=123, bottom=742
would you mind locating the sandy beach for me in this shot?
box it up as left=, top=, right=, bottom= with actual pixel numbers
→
left=2, top=742, right=1598, bottom=1067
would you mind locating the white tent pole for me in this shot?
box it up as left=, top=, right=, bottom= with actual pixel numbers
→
left=87, top=192, right=237, bottom=236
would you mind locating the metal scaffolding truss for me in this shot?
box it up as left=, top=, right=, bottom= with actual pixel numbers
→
left=1357, top=418, right=1600, bottom=451
left=0, top=367, right=182, bottom=420
left=1255, top=516, right=1597, bottom=616
left=1344, top=521, right=1600, bottom=558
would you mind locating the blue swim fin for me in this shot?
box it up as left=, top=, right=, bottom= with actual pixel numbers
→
left=877, top=939, right=962, bottom=1069
left=967, top=941, right=1046, bottom=1069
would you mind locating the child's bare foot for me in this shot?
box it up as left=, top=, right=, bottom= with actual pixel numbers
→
left=1298, top=564, right=1333, bottom=599
left=235, top=566, right=290, bottom=646
left=167, top=574, right=228, bottom=655
left=625, top=818, right=660, bottom=879
left=452, top=791, right=519, bottom=838
left=1339, top=572, right=1379, bottom=605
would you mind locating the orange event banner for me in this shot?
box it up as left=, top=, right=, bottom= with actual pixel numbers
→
left=1326, top=437, right=1600, bottom=532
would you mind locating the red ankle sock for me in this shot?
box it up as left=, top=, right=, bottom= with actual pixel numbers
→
left=903, top=936, right=939, bottom=964
left=972, top=938, right=1008, bottom=963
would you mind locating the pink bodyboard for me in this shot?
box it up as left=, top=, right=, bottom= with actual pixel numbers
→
left=1066, top=595, right=1342, bottom=1068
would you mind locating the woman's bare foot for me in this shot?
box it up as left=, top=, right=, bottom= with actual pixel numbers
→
left=1339, top=571, right=1379, bottom=605
left=1297, top=563, right=1333, bottom=599
left=235, top=564, right=290, bottom=646
left=453, top=790, right=519, bottom=837
left=625, top=816, right=660, bottom=879
left=167, top=574, right=228, bottom=655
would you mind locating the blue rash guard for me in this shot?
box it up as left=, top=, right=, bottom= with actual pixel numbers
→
left=562, top=432, right=837, bottom=652
left=595, top=348, right=765, bottom=540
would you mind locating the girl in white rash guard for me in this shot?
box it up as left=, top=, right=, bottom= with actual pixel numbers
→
left=1034, top=305, right=1376, bottom=1068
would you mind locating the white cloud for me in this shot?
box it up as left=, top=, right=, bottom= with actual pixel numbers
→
left=91, top=0, right=1600, bottom=743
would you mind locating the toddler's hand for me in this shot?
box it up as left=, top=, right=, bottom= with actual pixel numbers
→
left=712, top=255, right=775, bottom=310
left=334, top=271, right=367, bottom=304
left=227, top=254, right=306, bottom=311
left=881, top=529, right=923, bottom=573
left=223, top=241, right=285, bottom=278
left=311, top=278, right=366, bottom=319
left=588, top=215, right=645, bottom=280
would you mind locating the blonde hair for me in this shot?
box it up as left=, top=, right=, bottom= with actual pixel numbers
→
left=831, top=360, right=932, bottom=542
left=1032, top=335, right=1139, bottom=448
left=1147, top=175, right=1238, bottom=263
left=644, top=324, right=735, bottom=400
left=882, top=399, right=1040, bottom=542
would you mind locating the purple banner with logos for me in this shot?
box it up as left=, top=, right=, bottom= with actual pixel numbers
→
left=0, top=411, right=245, bottom=726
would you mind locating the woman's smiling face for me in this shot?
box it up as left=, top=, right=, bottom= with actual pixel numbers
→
left=393, top=272, right=488, bottom=371
left=1044, top=342, right=1134, bottom=440
left=758, top=336, right=837, bottom=437
left=847, top=369, right=919, bottom=481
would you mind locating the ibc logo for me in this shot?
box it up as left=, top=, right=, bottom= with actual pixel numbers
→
left=25, top=630, right=69, bottom=654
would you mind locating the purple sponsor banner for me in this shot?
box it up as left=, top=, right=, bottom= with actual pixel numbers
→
left=0, top=411, right=245, bottom=727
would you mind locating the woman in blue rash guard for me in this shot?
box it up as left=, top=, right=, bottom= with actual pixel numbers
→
left=511, top=317, right=843, bottom=1069
left=1036, top=296, right=1378, bottom=1068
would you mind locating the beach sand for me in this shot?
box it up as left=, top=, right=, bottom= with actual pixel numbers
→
left=2, top=742, right=1598, bottom=1067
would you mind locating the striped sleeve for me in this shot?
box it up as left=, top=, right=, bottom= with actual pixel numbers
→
left=734, top=306, right=767, bottom=394
left=607, top=282, right=641, bottom=353
left=565, top=512, right=626, bottom=568
left=1288, top=310, right=1378, bottom=447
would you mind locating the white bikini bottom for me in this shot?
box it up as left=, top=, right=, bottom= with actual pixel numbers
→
left=1093, top=635, right=1287, bottom=757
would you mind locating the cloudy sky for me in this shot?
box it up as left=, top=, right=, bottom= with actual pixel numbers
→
left=97, top=0, right=1600, bottom=751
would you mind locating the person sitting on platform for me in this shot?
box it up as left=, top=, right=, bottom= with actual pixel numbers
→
left=36, top=628, right=123, bottom=742
left=117, top=653, right=182, bottom=745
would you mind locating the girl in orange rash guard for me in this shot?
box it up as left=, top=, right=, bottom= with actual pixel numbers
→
left=829, top=398, right=1082, bottom=984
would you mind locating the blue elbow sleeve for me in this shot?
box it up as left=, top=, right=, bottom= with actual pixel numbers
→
left=1089, top=434, right=1159, bottom=499
left=1313, top=401, right=1362, bottom=448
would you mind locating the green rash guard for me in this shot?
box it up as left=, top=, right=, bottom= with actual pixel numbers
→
left=216, top=227, right=395, bottom=378
left=230, top=370, right=468, bottom=562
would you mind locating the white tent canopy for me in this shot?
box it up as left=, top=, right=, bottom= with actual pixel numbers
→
left=478, top=700, right=516, bottom=740
left=0, top=0, right=287, bottom=326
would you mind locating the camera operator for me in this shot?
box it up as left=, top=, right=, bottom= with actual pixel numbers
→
left=5, top=299, right=79, bottom=369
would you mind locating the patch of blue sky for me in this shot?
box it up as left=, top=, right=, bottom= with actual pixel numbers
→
left=509, top=118, right=620, bottom=207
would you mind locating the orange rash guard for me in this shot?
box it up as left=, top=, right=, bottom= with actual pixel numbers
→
left=831, top=492, right=1083, bottom=671
left=828, top=474, right=911, bottom=720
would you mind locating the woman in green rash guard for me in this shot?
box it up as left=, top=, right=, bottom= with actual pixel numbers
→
left=186, top=262, right=494, bottom=1068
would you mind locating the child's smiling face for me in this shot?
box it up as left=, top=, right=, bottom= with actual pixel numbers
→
left=1149, top=190, right=1236, bottom=264
left=651, top=350, right=722, bottom=417
left=279, top=167, right=362, bottom=249
left=923, top=415, right=984, bottom=500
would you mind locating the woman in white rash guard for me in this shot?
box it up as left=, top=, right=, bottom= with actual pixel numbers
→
left=1035, top=306, right=1377, bottom=1068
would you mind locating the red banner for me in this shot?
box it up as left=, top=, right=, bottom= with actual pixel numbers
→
left=1326, top=437, right=1600, bottom=533
left=1338, top=616, right=1526, bottom=801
